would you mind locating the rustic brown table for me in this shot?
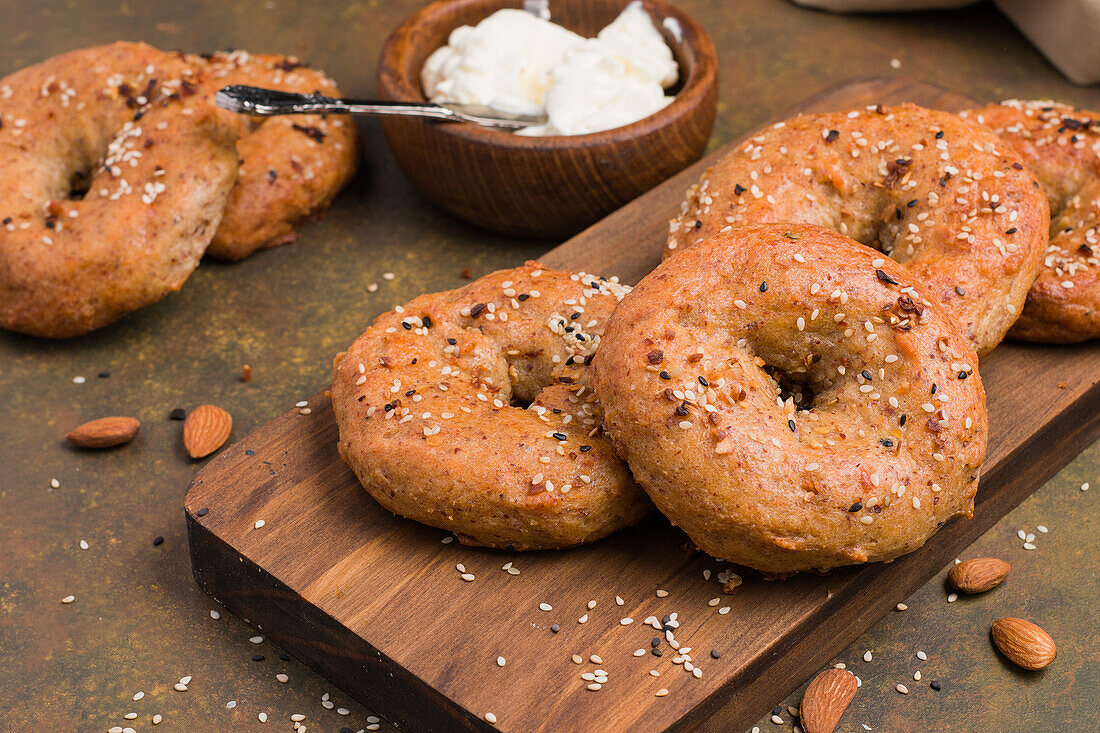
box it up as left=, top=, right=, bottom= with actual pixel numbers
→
left=1, top=1, right=1096, bottom=731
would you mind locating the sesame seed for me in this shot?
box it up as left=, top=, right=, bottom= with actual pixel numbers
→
left=896, top=684, right=909, bottom=694
left=497, top=656, right=506, bottom=667
left=60, top=595, right=75, bottom=604
left=486, top=712, right=497, bottom=723
left=539, top=603, right=553, bottom=611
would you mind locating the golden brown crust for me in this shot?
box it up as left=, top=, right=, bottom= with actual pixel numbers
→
left=0, top=42, right=237, bottom=338
left=595, top=224, right=988, bottom=574
left=186, top=50, right=360, bottom=261
left=961, top=101, right=1100, bottom=343
left=665, top=104, right=1049, bottom=356
left=331, top=262, right=651, bottom=550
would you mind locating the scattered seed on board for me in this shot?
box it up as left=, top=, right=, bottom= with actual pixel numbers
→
left=497, top=656, right=506, bottom=667
left=276, top=673, right=289, bottom=683
left=60, top=595, right=75, bottom=604
left=257, top=712, right=268, bottom=722
left=210, top=610, right=221, bottom=620
left=254, top=519, right=265, bottom=530
left=485, top=712, right=498, bottom=723
left=539, top=603, right=553, bottom=612
left=897, top=684, right=909, bottom=694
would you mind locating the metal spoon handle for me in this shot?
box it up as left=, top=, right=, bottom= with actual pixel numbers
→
left=214, top=85, right=543, bottom=130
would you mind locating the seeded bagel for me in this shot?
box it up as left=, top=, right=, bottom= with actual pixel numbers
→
left=961, top=100, right=1100, bottom=343
left=595, top=224, right=988, bottom=574
left=186, top=50, right=359, bottom=261
left=331, top=262, right=651, bottom=550
left=665, top=104, right=1049, bottom=356
left=0, top=42, right=237, bottom=338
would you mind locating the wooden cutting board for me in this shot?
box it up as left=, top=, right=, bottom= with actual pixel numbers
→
left=185, top=77, right=1100, bottom=732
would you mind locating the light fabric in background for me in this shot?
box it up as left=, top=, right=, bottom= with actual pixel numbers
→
left=792, top=0, right=1100, bottom=85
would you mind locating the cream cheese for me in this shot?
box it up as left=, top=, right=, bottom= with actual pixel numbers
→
left=420, top=2, right=679, bottom=136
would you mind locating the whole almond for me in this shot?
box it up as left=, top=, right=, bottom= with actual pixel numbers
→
left=66, top=416, right=140, bottom=449
left=183, top=404, right=232, bottom=458
left=991, top=618, right=1056, bottom=670
left=948, top=557, right=1010, bottom=594
left=801, top=668, right=858, bottom=733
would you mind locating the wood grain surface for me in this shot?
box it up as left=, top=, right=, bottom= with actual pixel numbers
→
left=185, top=77, right=1100, bottom=732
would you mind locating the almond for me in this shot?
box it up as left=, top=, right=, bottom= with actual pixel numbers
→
left=801, top=668, right=858, bottom=733
left=66, top=416, right=140, bottom=449
left=991, top=618, right=1056, bottom=670
left=183, top=404, right=232, bottom=458
left=948, top=557, right=1010, bottom=594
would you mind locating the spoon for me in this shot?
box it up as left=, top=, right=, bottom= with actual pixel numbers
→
left=215, top=85, right=547, bottom=130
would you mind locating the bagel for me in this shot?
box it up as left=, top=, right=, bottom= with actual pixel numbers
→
left=0, top=42, right=237, bottom=338
left=665, top=104, right=1049, bottom=356
left=185, top=50, right=359, bottom=261
left=594, top=224, right=988, bottom=574
left=961, top=100, right=1100, bottom=343
left=331, top=262, right=651, bottom=550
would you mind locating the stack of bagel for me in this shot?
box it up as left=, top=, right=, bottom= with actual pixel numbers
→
left=0, top=42, right=358, bottom=338
left=333, top=100, right=1096, bottom=575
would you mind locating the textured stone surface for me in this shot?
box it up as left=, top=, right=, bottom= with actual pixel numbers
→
left=0, top=1, right=1095, bottom=730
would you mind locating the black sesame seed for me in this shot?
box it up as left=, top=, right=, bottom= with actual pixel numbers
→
left=517, top=293, right=530, bottom=301
left=698, top=376, right=709, bottom=387
left=552, top=432, right=567, bottom=441
left=935, top=130, right=945, bottom=139
left=895, top=206, right=903, bottom=220
left=876, top=269, right=899, bottom=285
left=694, top=220, right=702, bottom=229
left=279, top=653, right=290, bottom=661
left=907, top=199, right=918, bottom=207
left=788, top=419, right=796, bottom=432
left=710, top=649, right=721, bottom=659
left=880, top=438, right=894, bottom=448
left=773, top=705, right=783, bottom=716
left=931, top=383, right=937, bottom=394
left=583, top=354, right=594, bottom=366
left=570, top=312, right=581, bottom=320
left=405, top=389, right=416, bottom=397
left=469, top=303, right=486, bottom=317
left=252, top=654, right=264, bottom=662
left=900, top=414, right=907, bottom=426
left=759, top=281, right=767, bottom=292
left=98, top=371, right=111, bottom=378
left=197, top=507, right=209, bottom=517
left=930, top=680, right=941, bottom=691
left=422, top=316, right=431, bottom=328
left=153, top=536, right=164, bottom=546
left=825, top=129, right=839, bottom=143
left=447, top=338, right=457, bottom=345
left=245, top=449, right=255, bottom=455
left=651, top=648, right=663, bottom=657
left=401, top=321, right=412, bottom=330
left=341, top=727, right=354, bottom=733
left=551, top=624, right=560, bottom=633
left=954, top=286, right=966, bottom=296
left=849, top=502, right=863, bottom=512
left=861, top=370, right=873, bottom=381
left=958, top=371, right=968, bottom=379
left=651, top=637, right=661, bottom=647
left=659, top=371, right=671, bottom=380
left=580, top=445, right=592, bottom=452
left=169, top=408, right=186, bottom=420
left=1005, top=227, right=1017, bottom=235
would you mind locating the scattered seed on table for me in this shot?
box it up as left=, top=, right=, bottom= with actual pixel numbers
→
left=656, top=590, right=669, bottom=597
left=132, top=692, right=145, bottom=701
left=276, top=673, right=288, bottom=683
left=656, top=688, right=669, bottom=697
left=50, top=478, right=60, bottom=489
left=152, top=714, right=162, bottom=725
left=539, top=603, right=552, bottom=612
left=916, top=651, right=927, bottom=660
left=196, top=507, right=209, bottom=517
left=587, top=683, right=602, bottom=691
left=947, top=593, right=958, bottom=603
left=863, top=651, right=873, bottom=662
left=578, top=614, right=588, bottom=624
left=590, top=655, right=603, bottom=664
left=914, top=670, right=922, bottom=681
left=896, top=684, right=909, bottom=694
left=257, top=712, right=268, bottom=722
left=497, top=656, right=506, bottom=667
left=168, top=408, right=186, bottom=420
left=249, top=635, right=263, bottom=644
left=485, top=712, right=497, bottom=723
left=896, top=603, right=908, bottom=611
left=79, top=540, right=89, bottom=550
left=72, top=376, right=86, bottom=384
left=772, top=714, right=784, bottom=724
left=60, top=595, right=75, bottom=604
left=253, top=520, right=265, bottom=530
left=572, top=654, right=583, bottom=664
left=711, top=650, right=721, bottom=659
left=210, top=610, right=220, bottom=620
left=587, top=600, right=597, bottom=610
left=930, top=680, right=942, bottom=691
left=173, top=683, right=187, bottom=692
left=337, top=708, right=349, bottom=715
left=226, top=701, right=236, bottom=709
left=615, top=596, right=624, bottom=605
left=152, top=536, right=164, bottom=546
left=621, top=618, right=633, bottom=625
left=461, top=573, right=475, bottom=581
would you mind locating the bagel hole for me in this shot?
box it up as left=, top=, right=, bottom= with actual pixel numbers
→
left=762, top=364, right=817, bottom=411
left=66, top=167, right=93, bottom=201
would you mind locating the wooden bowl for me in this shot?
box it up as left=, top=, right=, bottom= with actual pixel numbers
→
left=377, top=0, right=718, bottom=239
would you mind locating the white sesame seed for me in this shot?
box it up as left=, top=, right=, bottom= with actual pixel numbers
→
left=655, top=688, right=669, bottom=697
left=621, top=618, right=634, bottom=625
left=863, top=651, right=873, bottom=662
left=133, top=691, right=145, bottom=701
left=258, top=712, right=268, bottom=722
left=461, top=573, right=475, bottom=581
left=60, top=595, right=75, bottom=604
left=539, top=603, right=553, bottom=612
left=276, top=673, right=289, bottom=683
left=254, top=519, right=265, bottom=529
left=485, top=712, right=497, bottom=723
left=916, top=651, right=927, bottom=660
left=249, top=635, right=263, bottom=644
left=896, top=684, right=909, bottom=694
left=947, top=593, right=958, bottom=603
left=497, top=656, right=506, bottom=667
